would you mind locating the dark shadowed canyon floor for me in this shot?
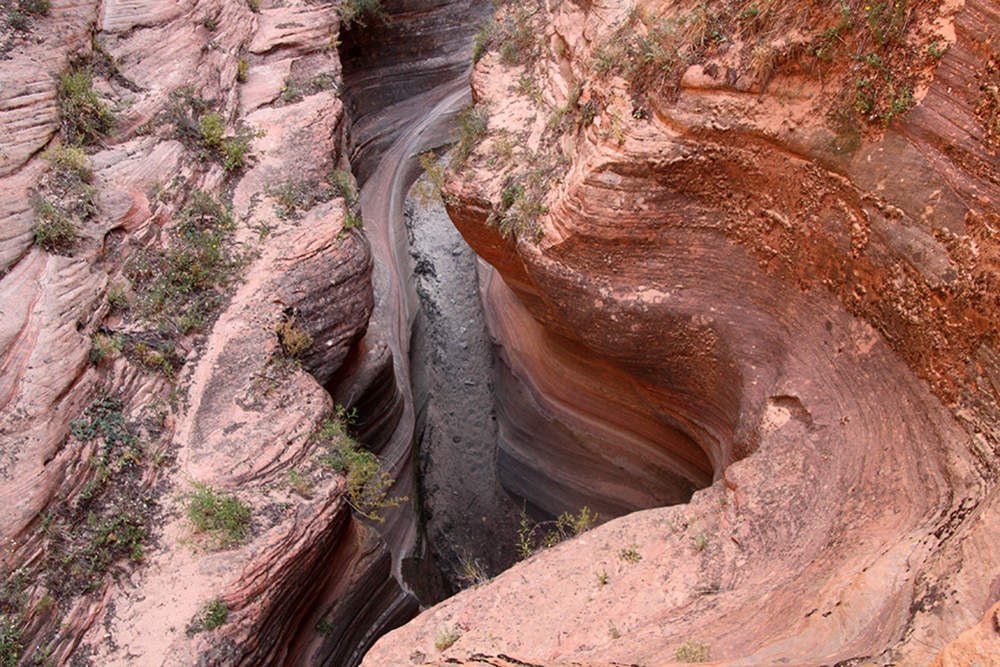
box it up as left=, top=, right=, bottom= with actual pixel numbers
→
left=406, top=170, right=522, bottom=589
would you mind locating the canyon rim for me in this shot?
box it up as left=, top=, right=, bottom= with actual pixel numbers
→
left=1, top=0, right=1000, bottom=666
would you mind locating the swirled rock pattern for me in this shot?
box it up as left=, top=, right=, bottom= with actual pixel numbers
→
left=0, top=0, right=420, bottom=665
left=363, top=0, right=1000, bottom=665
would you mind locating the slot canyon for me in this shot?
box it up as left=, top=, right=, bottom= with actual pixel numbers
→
left=1, top=0, right=999, bottom=666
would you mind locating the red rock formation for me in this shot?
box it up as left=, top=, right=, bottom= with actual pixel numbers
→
left=0, top=0, right=419, bottom=664
left=363, top=0, right=1000, bottom=664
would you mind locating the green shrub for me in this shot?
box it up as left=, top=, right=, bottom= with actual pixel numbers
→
left=0, top=614, right=22, bottom=667
left=127, top=191, right=245, bottom=339
left=220, top=131, right=257, bottom=171
left=198, top=112, right=225, bottom=149
left=106, top=281, right=129, bottom=310
left=5, top=10, right=29, bottom=31
left=201, top=598, right=228, bottom=631
left=264, top=178, right=335, bottom=219
left=70, top=394, right=135, bottom=447
left=32, top=198, right=79, bottom=251
left=517, top=505, right=595, bottom=559
left=315, top=406, right=406, bottom=521
left=675, top=640, right=711, bottom=663
left=451, top=104, right=489, bottom=168
left=182, top=482, right=252, bottom=547
left=281, top=78, right=302, bottom=103
left=89, top=333, right=121, bottom=365
left=44, top=143, right=93, bottom=181
left=20, top=0, right=51, bottom=15
left=328, top=168, right=357, bottom=207
left=338, top=0, right=386, bottom=28
left=237, top=56, right=249, bottom=82
left=59, top=63, right=115, bottom=145
left=617, top=543, right=641, bottom=563
left=79, top=508, right=148, bottom=572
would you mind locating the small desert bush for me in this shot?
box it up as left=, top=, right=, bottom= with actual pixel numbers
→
left=32, top=198, right=79, bottom=252
left=338, top=0, right=386, bottom=28
left=182, top=482, right=252, bottom=547
left=187, top=598, right=228, bottom=635
left=434, top=625, right=460, bottom=651
left=315, top=406, right=407, bottom=521
left=275, top=316, right=313, bottom=358
left=451, top=104, right=489, bottom=168
left=58, top=62, right=115, bottom=145
left=675, top=640, right=711, bottom=663
left=517, top=505, right=595, bottom=559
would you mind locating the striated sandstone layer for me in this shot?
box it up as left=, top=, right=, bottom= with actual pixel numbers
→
left=364, top=0, right=1000, bottom=665
left=0, top=0, right=431, bottom=664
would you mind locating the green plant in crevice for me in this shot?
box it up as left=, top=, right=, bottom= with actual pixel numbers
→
left=314, top=406, right=407, bottom=522
left=692, top=531, right=708, bottom=551
left=237, top=56, right=249, bottom=82
left=457, top=553, right=490, bottom=588
left=338, top=0, right=387, bottom=28
left=20, top=0, right=51, bottom=15
left=434, top=625, right=460, bottom=651
left=0, top=614, right=22, bottom=667
left=275, top=315, right=313, bottom=359
left=126, top=189, right=246, bottom=338
left=187, top=598, right=228, bottom=635
left=200, top=598, right=228, bottom=631
left=281, top=77, right=302, bottom=103
left=70, top=394, right=136, bottom=450
left=473, top=0, right=543, bottom=67
left=198, top=112, right=225, bottom=149
left=617, top=543, right=642, bottom=563
left=194, top=110, right=264, bottom=172
left=31, top=197, right=79, bottom=252
left=58, top=61, right=115, bottom=145
left=451, top=104, right=489, bottom=168
left=516, top=504, right=595, bottom=559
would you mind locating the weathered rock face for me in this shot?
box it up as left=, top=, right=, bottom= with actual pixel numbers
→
left=363, top=0, right=1000, bottom=665
left=339, top=0, right=492, bottom=183
left=0, top=0, right=427, bottom=664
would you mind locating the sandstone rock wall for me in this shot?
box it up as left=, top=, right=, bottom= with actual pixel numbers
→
left=0, top=0, right=426, bottom=664
left=363, top=0, right=1000, bottom=664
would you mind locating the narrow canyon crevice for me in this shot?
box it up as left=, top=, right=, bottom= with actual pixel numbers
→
left=3, top=0, right=1000, bottom=665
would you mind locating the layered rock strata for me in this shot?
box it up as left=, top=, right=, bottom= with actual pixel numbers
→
left=0, top=0, right=435, bottom=664
left=363, top=0, right=1000, bottom=664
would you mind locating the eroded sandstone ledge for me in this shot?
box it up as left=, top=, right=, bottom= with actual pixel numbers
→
left=0, top=0, right=428, bottom=664
left=363, top=0, right=1000, bottom=665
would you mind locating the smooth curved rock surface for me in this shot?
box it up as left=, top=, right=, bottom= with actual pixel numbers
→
left=363, top=0, right=1000, bottom=664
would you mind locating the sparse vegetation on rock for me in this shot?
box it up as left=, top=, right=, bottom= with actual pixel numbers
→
left=275, top=315, right=314, bottom=358
left=516, top=505, right=595, bottom=559
left=182, top=482, right=252, bottom=548
left=433, top=625, right=460, bottom=651
left=675, top=640, right=711, bottom=663
left=314, top=407, right=407, bottom=522
left=188, top=598, right=229, bottom=635
left=58, top=61, right=115, bottom=145
left=125, top=189, right=246, bottom=337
